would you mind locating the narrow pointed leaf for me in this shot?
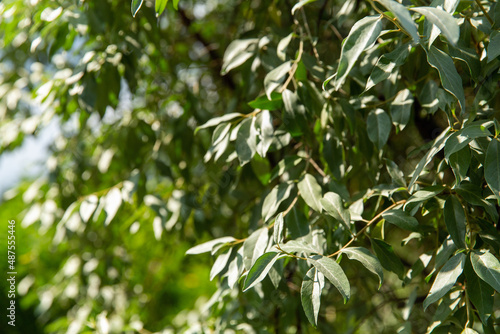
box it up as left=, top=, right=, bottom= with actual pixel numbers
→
left=301, top=267, right=324, bottom=327
left=264, top=61, right=292, bottom=99
left=309, top=255, right=350, bottom=303
left=376, top=0, right=420, bottom=43
left=155, top=0, right=168, bottom=16
left=341, top=247, right=384, bottom=287
left=365, top=43, right=411, bottom=91
left=331, top=15, right=383, bottom=90
left=367, top=109, right=391, bottom=150
left=280, top=240, right=320, bottom=255
left=236, top=117, right=257, bottom=166
left=298, top=173, right=323, bottom=212
left=243, top=251, right=284, bottom=291
left=423, top=252, right=465, bottom=310
left=465, top=258, right=493, bottom=325
left=471, top=251, right=500, bottom=293
left=485, top=139, right=500, bottom=201
left=390, top=89, right=413, bottom=131
left=425, top=46, right=465, bottom=113
left=186, top=236, right=236, bottom=255
left=273, top=213, right=284, bottom=244
left=443, top=196, right=467, bottom=249
left=321, top=192, right=351, bottom=230
left=382, top=209, right=419, bottom=232
left=196, top=113, right=243, bottom=133
left=131, top=0, right=144, bottom=17
left=371, top=238, right=405, bottom=279
left=411, top=7, right=459, bottom=46
left=210, top=248, right=233, bottom=281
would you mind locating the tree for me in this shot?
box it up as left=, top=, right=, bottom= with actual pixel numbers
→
left=1, top=0, right=499, bottom=333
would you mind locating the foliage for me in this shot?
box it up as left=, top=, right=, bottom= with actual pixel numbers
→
left=1, top=0, right=500, bottom=333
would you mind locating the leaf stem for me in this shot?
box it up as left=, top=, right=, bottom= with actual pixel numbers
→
left=328, top=200, right=407, bottom=257
left=474, top=0, right=494, bottom=25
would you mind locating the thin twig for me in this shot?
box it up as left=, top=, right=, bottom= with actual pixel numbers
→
left=474, top=0, right=494, bottom=25
left=300, top=8, right=322, bottom=63
left=328, top=200, right=407, bottom=257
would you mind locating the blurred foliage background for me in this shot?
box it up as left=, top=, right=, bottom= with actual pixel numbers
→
left=1, top=0, right=500, bottom=333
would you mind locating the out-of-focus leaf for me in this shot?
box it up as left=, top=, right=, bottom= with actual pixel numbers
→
left=221, top=39, right=258, bottom=75
left=131, top=0, right=144, bottom=17
left=155, top=0, right=168, bottom=16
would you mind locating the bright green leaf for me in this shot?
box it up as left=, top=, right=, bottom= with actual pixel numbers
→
left=155, top=0, right=168, bottom=16
left=485, top=139, right=500, bottom=201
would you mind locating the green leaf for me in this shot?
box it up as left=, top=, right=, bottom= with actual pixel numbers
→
left=243, top=227, right=269, bottom=270
left=485, top=139, right=500, bottom=201
left=449, top=146, right=470, bottom=184
left=264, top=61, right=293, bottom=99
left=131, top=0, right=144, bottom=17
left=309, top=255, right=350, bottom=303
left=286, top=207, right=310, bottom=238
left=425, top=46, right=465, bottom=113
left=196, top=113, right=243, bottom=133
left=256, top=110, right=274, bottom=157
left=411, top=6, right=459, bottom=46
left=371, top=238, right=405, bottom=279
left=487, top=30, right=500, bottom=62
left=301, top=267, right=324, bottom=327
left=455, top=183, right=499, bottom=222
left=470, top=251, right=500, bottom=293
left=221, top=39, right=258, bottom=75
left=382, top=209, right=419, bottom=232
left=376, top=0, right=420, bottom=43
left=186, top=236, right=236, bottom=255
left=248, top=93, right=283, bottom=110
left=367, top=109, right=391, bottom=150
left=155, top=0, right=168, bottom=16
left=365, top=43, right=411, bottom=91
left=444, top=124, right=491, bottom=160
left=341, top=247, right=384, bottom=287
left=390, top=89, right=413, bottom=131
left=298, top=173, right=323, bottom=212
left=280, top=240, right=320, bottom=255
left=243, top=251, right=284, bottom=291
left=408, top=128, right=451, bottom=192
left=291, top=0, right=317, bottom=15
left=210, top=248, right=233, bottom=281
left=404, top=185, right=446, bottom=213
left=262, top=182, right=295, bottom=222
left=385, top=159, right=406, bottom=187
left=273, top=213, right=284, bottom=244
left=423, top=252, right=465, bottom=310
left=173, top=0, right=180, bottom=10
left=461, top=329, right=479, bottom=334
left=321, top=192, right=351, bottom=230
left=443, top=196, right=467, bottom=249
left=236, top=117, right=257, bottom=166
left=277, top=33, right=294, bottom=61
left=328, top=15, right=383, bottom=90
left=464, top=257, right=493, bottom=325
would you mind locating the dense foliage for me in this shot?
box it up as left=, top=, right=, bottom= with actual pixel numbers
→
left=1, top=0, right=500, bottom=333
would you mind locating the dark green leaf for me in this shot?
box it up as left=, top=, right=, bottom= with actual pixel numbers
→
left=425, top=46, right=465, bottom=113
left=385, top=159, right=406, bottom=187
left=382, top=209, right=420, bottom=232
left=286, top=207, right=310, bottom=238
left=309, top=255, right=350, bottom=303
left=485, top=139, right=500, bottom=201
left=443, top=196, right=467, bottom=249
left=371, top=238, right=405, bottom=279
left=365, top=43, right=411, bottom=91
left=449, top=146, right=470, bottom=184
left=390, top=89, right=413, bottom=131
left=367, top=109, right=391, bottom=150
left=465, top=257, right=493, bottom=325
left=487, top=30, right=500, bottom=62
left=423, top=252, right=465, bottom=310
